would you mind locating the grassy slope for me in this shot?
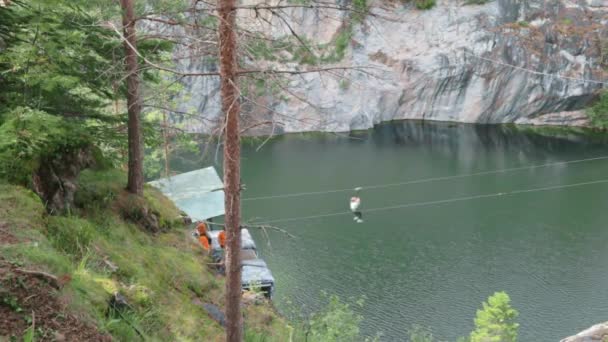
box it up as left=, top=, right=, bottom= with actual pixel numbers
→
left=0, top=169, right=289, bottom=341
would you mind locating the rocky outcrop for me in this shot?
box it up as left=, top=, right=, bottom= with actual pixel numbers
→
left=32, top=146, right=96, bottom=214
left=562, top=321, right=608, bottom=342
left=173, top=0, right=607, bottom=133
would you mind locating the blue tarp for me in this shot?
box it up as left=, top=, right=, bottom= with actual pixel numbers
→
left=148, top=167, right=225, bottom=220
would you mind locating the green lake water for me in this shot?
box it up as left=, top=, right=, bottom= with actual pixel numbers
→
left=219, top=121, right=608, bottom=341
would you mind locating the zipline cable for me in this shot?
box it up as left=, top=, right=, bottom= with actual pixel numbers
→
left=242, top=155, right=608, bottom=201
left=259, top=178, right=608, bottom=224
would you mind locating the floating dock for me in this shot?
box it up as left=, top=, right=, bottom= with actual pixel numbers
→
left=149, top=167, right=275, bottom=298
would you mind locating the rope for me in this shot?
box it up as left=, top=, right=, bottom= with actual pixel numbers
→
left=259, top=178, right=608, bottom=224
left=242, top=155, right=608, bottom=201
left=464, top=52, right=608, bottom=86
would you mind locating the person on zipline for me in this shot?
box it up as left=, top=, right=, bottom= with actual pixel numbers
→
left=350, top=187, right=363, bottom=223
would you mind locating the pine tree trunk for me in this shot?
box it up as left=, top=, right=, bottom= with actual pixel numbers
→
left=218, top=0, right=242, bottom=339
left=121, top=0, right=144, bottom=196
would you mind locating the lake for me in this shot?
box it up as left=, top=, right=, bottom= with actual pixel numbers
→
left=235, top=121, right=608, bottom=341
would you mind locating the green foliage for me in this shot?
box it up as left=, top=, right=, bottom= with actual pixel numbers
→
left=517, top=21, right=529, bottom=28
left=244, top=330, right=272, bottom=342
left=294, top=45, right=319, bottom=65
left=464, top=0, right=490, bottom=4
left=143, top=136, right=199, bottom=181
left=587, top=90, right=608, bottom=129
left=352, top=0, right=368, bottom=22
left=4, top=241, right=74, bottom=277
left=0, top=0, right=296, bottom=337
left=294, top=294, right=364, bottom=342
left=2, top=293, right=23, bottom=313
left=0, top=0, right=172, bottom=118
left=243, top=35, right=316, bottom=65
left=0, top=184, right=75, bottom=276
left=415, top=0, right=436, bottom=10
left=333, top=28, right=353, bottom=61
left=0, top=0, right=175, bottom=189
left=74, top=169, right=125, bottom=211
left=0, top=107, right=94, bottom=184
left=0, top=0, right=125, bottom=186
left=74, top=169, right=182, bottom=230
left=0, top=0, right=121, bottom=119
left=104, top=316, right=142, bottom=342
left=0, top=183, right=46, bottom=230
left=408, top=325, right=435, bottom=342
left=470, top=292, right=519, bottom=342
left=23, top=322, right=35, bottom=342
left=46, top=216, right=96, bottom=258
left=141, top=56, right=203, bottom=181
left=248, top=38, right=278, bottom=61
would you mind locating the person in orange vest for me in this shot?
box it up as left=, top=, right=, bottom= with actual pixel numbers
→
left=196, top=222, right=210, bottom=251
left=218, top=230, right=226, bottom=249
left=196, top=222, right=208, bottom=236
left=198, top=234, right=210, bottom=250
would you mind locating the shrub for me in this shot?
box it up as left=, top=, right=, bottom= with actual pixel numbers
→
left=302, top=295, right=364, bottom=342
left=587, top=90, right=608, bottom=129
left=331, top=26, right=353, bottom=62
left=415, top=0, right=436, bottom=10
left=470, top=292, right=519, bottom=342
left=352, top=0, right=367, bottom=22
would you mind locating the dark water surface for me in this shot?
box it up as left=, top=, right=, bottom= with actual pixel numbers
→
left=235, top=122, right=608, bottom=341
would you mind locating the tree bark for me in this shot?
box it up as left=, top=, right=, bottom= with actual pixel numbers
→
left=121, top=0, right=144, bottom=196
left=218, top=0, right=242, bottom=339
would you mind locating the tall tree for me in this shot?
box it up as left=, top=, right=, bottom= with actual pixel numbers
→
left=0, top=0, right=125, bottom=194
left=120, top=0, right=144, bottom=195
left=218, top=0, right=242, bottom=339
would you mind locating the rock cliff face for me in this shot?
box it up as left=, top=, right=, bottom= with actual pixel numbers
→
left=561, top=321, right=608, bottom=342
left=174, top=0, right=608, bottom=134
